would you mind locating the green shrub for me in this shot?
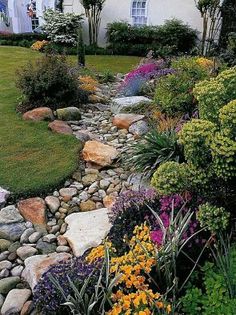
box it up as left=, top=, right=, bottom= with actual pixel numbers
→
left=188, top=163, right=213, bottom=190
left=194, top=66, right=236, bottom=123
left=106, top=19, right=197, bottom=56
left=16, top=54, right=88, bottom=111
left=151, top=161, right=189, bottom=195
left=181, top=257, right=236, bottom=315
left=127, top=129, right=183, bottom=177
left=155, top=57, right=210, bottom=116
left=197, top=202, right=230, bottom=233
left=211, top=131, right=236, bottom=180
left=179, top=119, right=216, bottom=167
left=219, top=100, right=236, bottom=136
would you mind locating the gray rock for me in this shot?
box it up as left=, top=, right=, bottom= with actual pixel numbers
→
left=0, top=269, right=9, bottom=278
left=59, top=188, right=77, bottom=198
left=0, top=206, right=24, bottom=224
left=1, top=288, right=31, bottom=315
left=28, top=232, right=42, bottom=243
left=0, top=188, right=10, bottom=209
left=79, top=191, right=90, bottom=201
left=0, top=239, right=11, bottom=252
left=0, top=252, right=9, bottom=262
left=42, top=234, right=56, bottom=243
left=56, top=107, right=81, bottom=121
left=56, top=246, right=70, bottom=253
left=129, top=120, right=149, bottom=136
left=16, top=246, right=38, bottom=260
left=111, top=96, right=152, bottom=113
left=0, top=261, right=12, bottom=271
left=45, top=196, right=60, bottom=214
left=20, top=228, right=35, bottom=244
left=0, top=294, right=4, bottom=308
left=0, top=277, right=20, bottom=295
left=0, top=223, right=26, bottom=241
left=11, top=265, right=24, bottom=277
left=36, top=239, right=57, bottom=254
left=99, top=179, right=110, bottom=190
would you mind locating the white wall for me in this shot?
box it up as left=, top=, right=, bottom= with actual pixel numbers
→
left=64, top=0, right=202, bottom=46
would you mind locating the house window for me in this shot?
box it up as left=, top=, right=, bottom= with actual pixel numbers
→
left=131, top=0, right=147, bottom=26
left=27, top=1, right=39, bottom=30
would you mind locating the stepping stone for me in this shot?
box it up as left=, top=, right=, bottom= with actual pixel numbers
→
left=22, top=253, right=71, bottom=289
left=64, top=208, right=112, bottom=256
left=48, top=120, right=73, bottom=135
left=111, top=96, right=152, bottom=113
left=0, top=187, right=10, bottom=209
left=82, top=141, right=119, bottom=167
left=18, top=198, right=46, bottom=225
left=1, top=289, right=31, bottom=315
left=23, top=107, right=54, bottom=121
left=112, top=113, right=145, bottom=130
left=56, top=107, right=81, bottom=121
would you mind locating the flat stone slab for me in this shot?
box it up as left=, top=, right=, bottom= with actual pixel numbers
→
left=64, top=208, right=112, bottom=256
left=112, top=114, right=145, bottom=130
left=22, top=253, right=71, bottom=289
left=111, top=96, right=152, bottom=113
left=82, top=141, right=119, bottom=167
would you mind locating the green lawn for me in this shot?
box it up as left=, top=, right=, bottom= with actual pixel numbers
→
left=0, top=46, right=139, bottom=197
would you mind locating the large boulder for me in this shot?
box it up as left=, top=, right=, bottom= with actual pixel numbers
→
left=17, top=198, right=46, bottom=225
left=1, top=289, right=31, bottom=315
left=64, top=208, right=112, bottom=256
left=56, top=107, right=81, bottom=121
left=23, top=107, right=54, bottom=121
left=0, top=187, right=10, bottom=209
left=22, top=253, right=71, bottom=289
left=0, top=206, right=26, bottom=241
left=48, top=120, right=73, bottom=135
left=112, top=113, right=145, bottom=130
left=111, top=96, right=152, bottom=113
left=82, top=141, right=119, bottom=167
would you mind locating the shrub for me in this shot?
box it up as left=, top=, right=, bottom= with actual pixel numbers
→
left=127, top=128, right=183, bottom=177
left=219, top=100, right=236, bottom=136
left=155, top=57, right=210, bottom=116
left=42, top=9, right=83, bottom=46
left=197, top=202, right=230, bottom=233
left=151, top=162, right=189, bottom=195
left=106, top=19, right=197, bottom=56
left=16, top=54, right=88, bottom=111
left=178, top=119, right=216, bottom=167
left=211, top=131, right=236, bottom=180
left=194, top=66, right=236, bottom=123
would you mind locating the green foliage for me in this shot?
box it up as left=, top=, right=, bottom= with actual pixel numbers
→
left=155, top=57, right=210, bottom=116
left=128, top=129, right=183, bottom=177
left=151, top=162, right=188, bottom=195
left=179, top=119, right=216, bottom=167
left=211, top=131, right=236, bottom=180
left=77, top=27, right=85, bottom=66
left=197, top=202, right=230, bottom=233
left=194, top=66, right=236, bottom=123
left=181, top=249, right=236, bottom=315
left=99, top=70, right=115, bottom=83
left=106, top=19, right=197, bottom=56
left=16, top=54, right=88, bottom=111
left=219, top=100, right=236, bottom=136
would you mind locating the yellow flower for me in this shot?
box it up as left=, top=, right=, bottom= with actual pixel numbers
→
left=166, top=304, right=172, bottom=314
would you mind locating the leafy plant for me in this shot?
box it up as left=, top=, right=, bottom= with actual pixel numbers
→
left=197, top=202, right=230, bottom=233
left=16, top=54, right=88, bottom=111
left=219, top=99, right=236, bottom=136
left=127, top=128, right=183, bottom=178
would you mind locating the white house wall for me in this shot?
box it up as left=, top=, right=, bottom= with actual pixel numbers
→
left=63, top=0, right=203, bottom=46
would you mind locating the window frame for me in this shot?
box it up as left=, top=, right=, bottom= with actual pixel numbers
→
left=130, top=0, right=148, bottom=27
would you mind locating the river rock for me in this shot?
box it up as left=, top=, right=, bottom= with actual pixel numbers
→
left=0, top=239, right=11, bottom=252
left=64, top=208, right=112, bottom=256
left=0, top=276, right=20, bottom=295
left=80, top=200, right=96, bottom=212
left=18, top=198, right=46, bottom=225
left=111, top=96, right=151, bottom=113
left=23, top=107, right=54, bottom=121
left=16, top=246, right=38, bottom=260
left=0, top=206, right=25, bottom=241
left=82, top=141, right=119, bottom=167
left=56, top=107, right=81, bottom=121
left=22, top=253, right=71, bottom=289
left=0, top=188, right=10, bottom=209
left=112, top=113, right=145, bottom=130
left=45, top=196, right=60, bottom=214
left=129, top=120, right=149, bottom=136
left=48, top=120, right=73, bottom=135
left=1, top=289, right=31, bottom=315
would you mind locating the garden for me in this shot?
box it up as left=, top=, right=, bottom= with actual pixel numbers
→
left=0, top=0, right=236, bottom=314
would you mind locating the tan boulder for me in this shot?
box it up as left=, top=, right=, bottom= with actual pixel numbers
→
left=112, top=114, right=145, bottom=130
left=18, top=197, right=46, bottom=225
left=103, top=195, right=116, bottom=209
left=82, top=141, right=119, bottom=167
left=23, top=107, right=54, bottom=121
left=80, top=200, right=96, bottom=212
left=22, top=253, right=71, bottom=289
left=48, top=120, right=73, bottom=135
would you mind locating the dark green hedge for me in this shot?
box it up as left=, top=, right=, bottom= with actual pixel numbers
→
left=106, top=19, right=198, bottom=56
